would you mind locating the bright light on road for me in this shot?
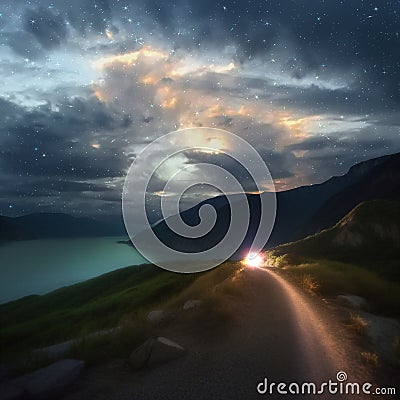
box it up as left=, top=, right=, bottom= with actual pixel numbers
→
left=243, top=252, right=264, bottom=268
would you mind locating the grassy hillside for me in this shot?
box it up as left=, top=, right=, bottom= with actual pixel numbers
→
left=0, top=264, right=199, bottom=362
left=269, top=200, right=400, bottom=281
left=267, top=200, right=400, bottom=317
left=0, top=261, right=242, bottom=369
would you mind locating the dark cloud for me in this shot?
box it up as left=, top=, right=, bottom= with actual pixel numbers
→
left=183, top=149, right=294, bottom=190
left=141, top=0, right=400, bottom=106
left=66, top=0, right=113, bottom=35
left=5, top=0, right=400, bottom=107
left=0, top=94, right=134, bottom=216
left=5, top=30, right=44, bottom=59
left=257, top=150, right=296, bottom=180
left=0, top=0, right=399, bottom=218
left=0, top=96, right=131, bottom=180
left=23, top=7, right=68, bottom=49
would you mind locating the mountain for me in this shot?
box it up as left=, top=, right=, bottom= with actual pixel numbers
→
left=3, top=152, right=399, bottom=246
left=269, top=200, right=400, bottom=281
left=270, top=152, right=397, bottom=245
left=297, top=153, right=400, bottom=238
left=0, top=213, right=125, bottom=241
left=146, top=152, right=400, bottom=258
left=0, top=215, right=29, bottom=241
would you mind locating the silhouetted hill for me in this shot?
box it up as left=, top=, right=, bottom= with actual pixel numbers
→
left=145, top=152, right=400, bottom=257
left=269, top=200, right=400, bottom=280
left=297, top=154, right=400, bottom=238
left=270, top=152, right=396, bottom=245
left=0, top=215, right=29, bottom=241
left=0, top=213, right=125, bottom=241
left=3, top=152, right=399, bottom=246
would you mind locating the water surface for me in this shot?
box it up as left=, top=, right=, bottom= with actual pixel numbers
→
left=0, top=237, right=146, bottom=304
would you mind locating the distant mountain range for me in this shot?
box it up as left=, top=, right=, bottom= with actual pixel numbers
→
left=0, top=213, right=125, bottom=241
left=1, top=151, right=399, bottom=246
left=149, top=151, right=400, bottom=258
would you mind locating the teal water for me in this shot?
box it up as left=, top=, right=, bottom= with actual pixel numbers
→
left=0, top=237, right=147, bottom=304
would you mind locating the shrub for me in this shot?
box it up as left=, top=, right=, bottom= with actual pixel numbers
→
left=347, top=314, right=368, bottom=336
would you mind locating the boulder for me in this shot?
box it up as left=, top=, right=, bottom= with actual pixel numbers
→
left=128, top=338, right=156, bottom=370
left=12, top=359, right=85, bottom=400
left=0, top=382, right=24, bottom=400
left=129, top=337, right=185, bottom=370
left=183, top=299, right=203, bottom=310
left=147, top=337, right=185, bottom=367
left=33, top=339, right=77, bottom=361
left=147, top=310, right=172, bottom=323
left=337, top=294, right=368, bottom=310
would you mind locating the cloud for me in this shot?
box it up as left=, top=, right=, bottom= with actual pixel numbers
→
left=23, top=7, right=68, bottom=50
left=0, top=96, right=132, bottom=179
left=66, top=0, right=113, bottom=35
left=5, top=31, right=44, bottom=59
left=0, top=94, right=135, bottom=216
left=0, top=0, right=399, bottom=218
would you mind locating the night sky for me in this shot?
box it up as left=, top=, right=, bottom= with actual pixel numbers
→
left=0, top=0, right=399, bottom=219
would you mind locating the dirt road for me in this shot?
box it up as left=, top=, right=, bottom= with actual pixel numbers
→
left=63, top=267, right=373, bottom=400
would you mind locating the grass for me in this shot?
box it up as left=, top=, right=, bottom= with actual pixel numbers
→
left=269, top=200, right=400, bottom=282
left=347, top=314, right=368, bottom=336
left=163, top=262, right=244, bottom=336
left=361, top=351, right=379, bottom=367
left=165, top=261, right=242, bottom=309
left=0, top=264, right=199, bottom=364
left=300, top=274, right=320, bottom=294
left=68, top=314, right=153, bottom=366
left=0, top=261, right=242, bottom=373
left=268, top=257, right=400, bottom=318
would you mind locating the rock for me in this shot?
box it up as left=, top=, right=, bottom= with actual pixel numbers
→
left=33, top=327, right=120, bottom=361
left=183, top=299, right=203, bottom=310
left=128, top=338, right=156, bottom=370
left=0, top=382, right=24, bottom=400
left=33, top=339, right=77, bottom=361
left=147, top=337, right=185, bottom=367
left=337, top=294, right=368, bottom=310
left=147, top=310, right=171, bottom=323
left=359, top=311, right=400, bottom=364
left=128, top=337, right=185, bottom=370
left=12, top=359, right=85, bottom=400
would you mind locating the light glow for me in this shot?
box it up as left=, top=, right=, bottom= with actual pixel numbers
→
left=243, top=252, right=264, bottom=268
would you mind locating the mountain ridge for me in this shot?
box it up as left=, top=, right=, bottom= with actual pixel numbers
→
left=268, top=199, right=400, bottom=281
left=148, top=151, right=400, bottom=256
left=0, top=212, right=125, bottom=241
left=2, top=151, right=399, bottom=244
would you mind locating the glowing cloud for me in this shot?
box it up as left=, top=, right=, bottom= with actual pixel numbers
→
left=92, top=46, right=168, bottom=69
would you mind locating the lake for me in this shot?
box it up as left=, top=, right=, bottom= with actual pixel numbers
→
left=0, top=237, right=147, bottom=304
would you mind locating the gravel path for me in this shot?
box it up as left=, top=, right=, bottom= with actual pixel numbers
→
left=62, top=267, right=372, bottom=400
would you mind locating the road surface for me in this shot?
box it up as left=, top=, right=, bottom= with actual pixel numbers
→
left=63, top=267, right=372, bottom=400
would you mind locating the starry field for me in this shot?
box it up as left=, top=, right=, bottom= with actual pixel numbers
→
left=0, top=0, right=399, bottom=221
